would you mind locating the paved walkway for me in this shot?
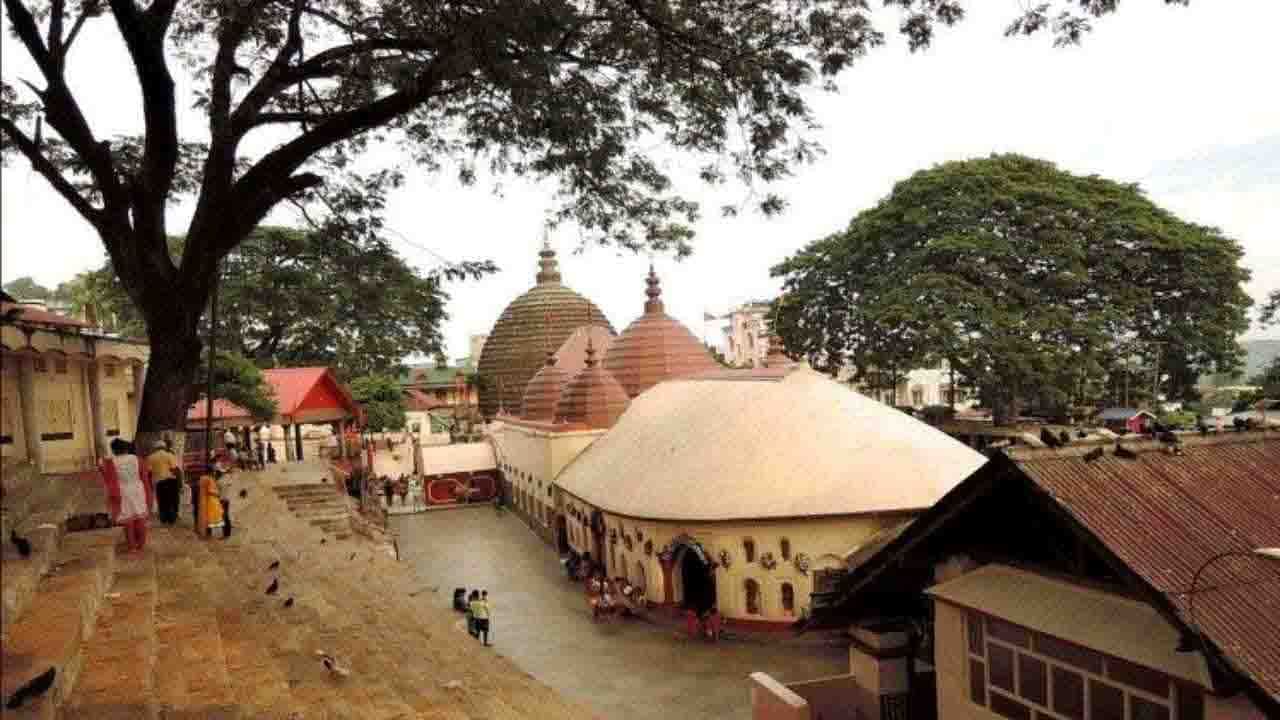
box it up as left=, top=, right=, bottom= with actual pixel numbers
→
left=393, top=508, right=847, bottom=720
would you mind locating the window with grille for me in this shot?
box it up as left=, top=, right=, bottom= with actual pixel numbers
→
left=743, top=538, right=756, bottom=563
left=744, top=579, right=761, bottom=615
left=781, top=583, right=795, bottom=614
left=965, top=611, right=1196, bottom=720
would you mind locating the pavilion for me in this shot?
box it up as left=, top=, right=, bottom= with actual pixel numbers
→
left=186, top=367, right=362, bottom=462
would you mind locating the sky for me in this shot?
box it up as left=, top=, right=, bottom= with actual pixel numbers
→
left=3, top=2, right=1278, bottom=361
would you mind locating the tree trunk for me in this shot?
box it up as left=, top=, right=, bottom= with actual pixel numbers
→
left=134, top=300, right=205, bottom=452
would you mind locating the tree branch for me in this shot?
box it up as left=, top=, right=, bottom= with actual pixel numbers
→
left=0, top=115, right=102, bottom=228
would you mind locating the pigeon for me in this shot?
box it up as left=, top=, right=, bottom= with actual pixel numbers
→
left=10, top=530, right=32, bottom=558
left=283, top=597, right=294, bottom=608
left=349, top=553, right=356, bottom=561
left=268, top=560, right=280, bottom=571
left=1114, top=444, right=1138, bottom=460
left=1157, top=430, right=1180, bottom=445
left=1058, top=430, right=1071, bottom=446
left=1083, top=447, right=1105, bottom=463
left=1039, top=428, right=1061, bottom=449
left=1076, top=429, right=1089, bottom=439
left=266, top=578, right=279, bottom=595
left=316, top=651, right=350, bottom=678
left=1233, top=417, right=1248, bottom=432
left=4, top=667, right=55, bottom=709
left=239, top=489, right=248, bottom=499
left=320, top=538, right=327, bottom=544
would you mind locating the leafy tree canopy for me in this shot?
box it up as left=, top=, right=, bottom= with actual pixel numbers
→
left=63, top=226, right=491, bottom=377
left=773, top=154, right=1252, bottom=423
left=195, top=349, right=279, bottom=420
left=3, top=276, right=55, bottom=300
left=0, top=0, right=1185, bottom=433
left=349, top=373, right=406, bottom=432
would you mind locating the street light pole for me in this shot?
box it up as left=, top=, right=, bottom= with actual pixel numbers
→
left=204, top=265, right=220, bottom=470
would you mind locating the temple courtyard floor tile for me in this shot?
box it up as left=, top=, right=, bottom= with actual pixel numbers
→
left=393, top=508, right=847, bottom=720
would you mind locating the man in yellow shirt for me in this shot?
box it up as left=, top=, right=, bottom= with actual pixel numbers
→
left=470, top=590, right=492, bottom=646
left=146, top=440, right=183, bottom=525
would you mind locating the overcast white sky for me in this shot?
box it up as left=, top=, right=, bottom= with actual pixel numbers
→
left=3, top=2, right=1278, bottom=359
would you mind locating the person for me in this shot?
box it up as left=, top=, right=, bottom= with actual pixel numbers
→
left=465, top=590, right=480, bottom=637
left=197, top=469, right=225, bottom=538
left=704, top=607, right=723, bottom=642
left=217, top=469, right=233, bottom=538
left=100, top=438, right=155, bottom=552
left=223, top=427, right=237, bottom=450
left=472, top=590, right=491, bottom=646
left=226, top=445, right=239, bottom=472
left=383, top=477, right=394, bottom=508
left=266, top=443, right=277, bottom=464
left=146, top=440, right=183, bottom=525
left=257, top=425, right=270, bottom=465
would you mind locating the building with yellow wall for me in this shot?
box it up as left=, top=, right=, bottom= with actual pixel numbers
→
left=1, top=298, right=149, bottom=474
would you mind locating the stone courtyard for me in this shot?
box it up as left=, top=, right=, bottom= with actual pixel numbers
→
left=393, top=507, right=848, bottom=720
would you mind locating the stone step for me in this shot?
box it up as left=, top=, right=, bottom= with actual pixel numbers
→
left=59, top=542, right=159, bottom=719
left=283, top=497, right=347, bottom=510
left=292, top=506, right=350, bottom=520
left=150, top=533, right=241, bottom=719
left=1, top=523, right=62, bottom=631
left=0, top=530, right=118, bottom=719
left=273, top=488, right=338, bottom=500
left=271, top=483, right=335, bottom=494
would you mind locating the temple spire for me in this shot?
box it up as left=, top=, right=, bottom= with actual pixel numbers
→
left=643, top=263, right=664, bottom=315
left=536, top=231, right=561, bottom=284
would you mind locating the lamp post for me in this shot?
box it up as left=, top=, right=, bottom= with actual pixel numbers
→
left=1183, top=547, right=1280, bottom=651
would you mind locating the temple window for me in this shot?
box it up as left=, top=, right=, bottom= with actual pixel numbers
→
left=743, top=539, right=756, bottom=563
left=744, top=579, right=761, bottom=615
left=781, top=583, right=795, bottom=614
left=779, top=538, right=791, bottom=561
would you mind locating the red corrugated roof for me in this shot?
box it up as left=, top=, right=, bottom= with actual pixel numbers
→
left=1, top=301, right=88, bottom=328
left=1010, top=434, right=1280, bottom=702
left=261, top=367, right=358, bottom=418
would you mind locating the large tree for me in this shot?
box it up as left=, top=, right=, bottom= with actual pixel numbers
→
left=0, top=0, right=1177, bottom=441
left=773, top=154, right=1252, bottom=424
left=64, top=225, right=491, bottom=377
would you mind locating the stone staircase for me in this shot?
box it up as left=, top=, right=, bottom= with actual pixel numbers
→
left=1, top=462, right=589, bottom=719
left=271, top=483, right=353, bottom=539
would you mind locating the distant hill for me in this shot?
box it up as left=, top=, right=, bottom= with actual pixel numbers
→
left=1198, top=339, right=1280, bottom=387
left=1244, top=339, right=1280, bottom=378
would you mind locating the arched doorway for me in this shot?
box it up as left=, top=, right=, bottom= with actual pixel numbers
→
left=676, top=545, right=716, bottom=612
left=555, top=515, right=569, bottom=554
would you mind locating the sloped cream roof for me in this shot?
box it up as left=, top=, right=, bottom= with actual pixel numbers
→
left=926, top=564, right=1211, bottom=688
left=555, top=366, right=985, bottom=521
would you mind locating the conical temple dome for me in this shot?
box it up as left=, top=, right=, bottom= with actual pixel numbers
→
left=603, top=265, right=719, bottom=398
left=521, top=352, right=572, bottom=421
left=556, top=340, right=630, bottom=429
left=477, top=239, right=615, bottom=417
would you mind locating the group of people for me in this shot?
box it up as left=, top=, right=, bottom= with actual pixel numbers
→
left=463, top=590, right=493, bottom=646
left=96, top=435, right=237, bottom=554
left=227, top=427, right=276, bottom=469
left=584, top=573, right=647, bottom=622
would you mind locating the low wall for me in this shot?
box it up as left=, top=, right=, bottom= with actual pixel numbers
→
left=788, top=674, right=864, bottom=720
left=751, top=672, right=810, bottom=720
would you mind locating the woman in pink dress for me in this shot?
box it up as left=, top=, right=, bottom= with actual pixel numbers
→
left=100, top=438, right=155, bottom=552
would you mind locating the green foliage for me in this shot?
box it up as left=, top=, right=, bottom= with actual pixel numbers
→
left=773, top=155, right=1253, bottom=424
left=1158, top=411, right=1196, bottom=428
left=2, top=276, right=53, bottom=300
left=1240, top=355, right=1280, bottom=407
left=349, top=375, right=407, bottom=432
left=196, top=350, right=278, bottom=420
left=1262, top=290, right=1280, bottom=328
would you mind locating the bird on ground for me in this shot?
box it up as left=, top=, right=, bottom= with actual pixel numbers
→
left=349, top=552, right=356, bottom=561
left=266, top=578, right=279, bottom=595
left=1233, top=417, right=1248, bottom=432
left=267, top=560, right=280, bottom=571
left=1157, top=430, right=1180, bottom=445
left=1114, top=444, right=1138, bottom=460
left=4, top=667, right=55, bottom=709
left=283, top=597, right=294, bottom=608
left=320, top=538, right=327, bottom=544
left=1039, top=428, right=1061, bottom=449
left=1083, top=447, right=1105, bottom=463
left=1058, top=430, right=1071, bottom=446
left=239, top=489, right=248, bottom=499
left=1076, top=429, right=1089, bottom=439
left=10, top=530, right=32, bottom=558
left=316, top=651, right=350, bottom=678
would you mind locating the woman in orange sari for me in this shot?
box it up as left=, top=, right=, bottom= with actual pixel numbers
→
left=197, top=470, right=225, bottom=538
left=100, top=438, right=155, bottom=552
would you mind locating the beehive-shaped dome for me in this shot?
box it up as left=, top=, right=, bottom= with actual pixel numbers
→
left=477, top=240, right=614, bottom=417
left=520, top=352, right=572, bottom=421
left=603, top=266, right=719, bottom=398
left=556, top=340, right=630, bottom=429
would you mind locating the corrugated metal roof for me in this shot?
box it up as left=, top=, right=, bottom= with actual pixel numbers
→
left=1, top=301, right=89, bottom=328
left=927, top=564, right=1212, bottom=687
left=1009, top=434, right=1280, bottom=702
